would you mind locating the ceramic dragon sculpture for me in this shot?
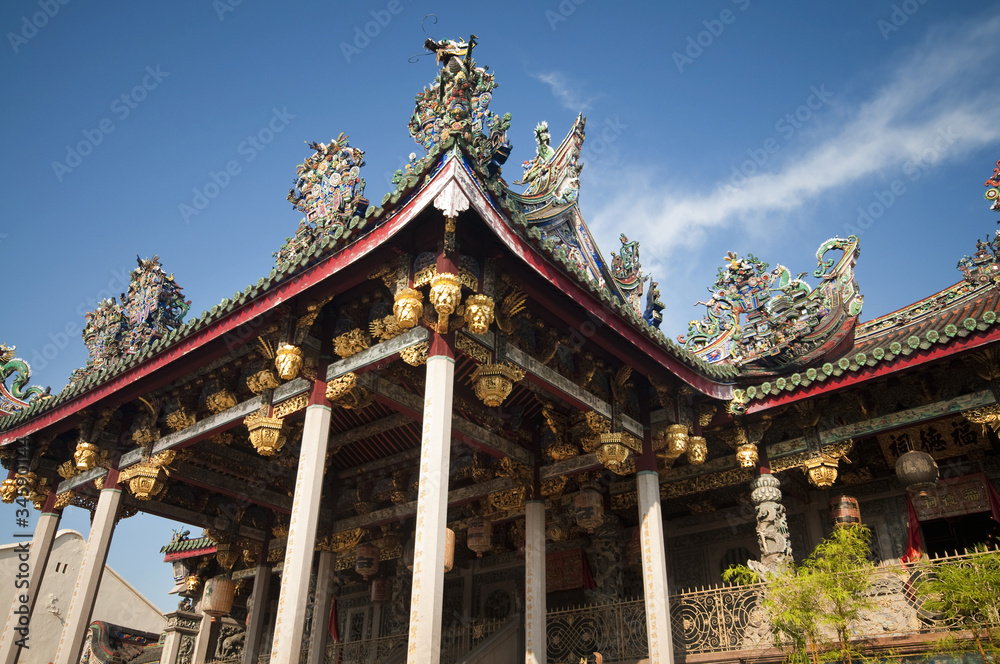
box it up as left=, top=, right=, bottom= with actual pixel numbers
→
left=680, top=236, right=863, bottom=369
left=1, top=344, right=51, bottom=417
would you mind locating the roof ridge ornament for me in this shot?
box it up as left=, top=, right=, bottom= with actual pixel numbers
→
left=408, top=34, right=511, bottom=176
left=275, top=134, right=369, bottom=266
left=69, top=256, right=189, bottom=385
left=515, top=116, right=586, bottom=204
left=956, top=159, right=1000, bottom=288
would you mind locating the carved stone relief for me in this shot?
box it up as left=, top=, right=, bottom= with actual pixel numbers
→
left=584, top=514, right=625, bottom=603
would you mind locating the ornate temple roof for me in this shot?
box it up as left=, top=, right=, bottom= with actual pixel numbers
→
left=742, top=278, right=999, bottom=408
left=740, top=162, right=1000, bottom=409
left=160, top=532, right=217, bottom=562
left=2, top=39, right=998, bottom=437
left=680, top=236, right=863, bottom=371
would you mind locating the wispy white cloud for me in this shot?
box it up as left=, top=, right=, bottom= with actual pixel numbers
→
left=585, top=14, right=1000, bottom=277
left=531, top=71, right=596, bottom=112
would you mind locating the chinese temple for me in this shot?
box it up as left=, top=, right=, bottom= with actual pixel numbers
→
left=1, top=36, right=999, bottom=664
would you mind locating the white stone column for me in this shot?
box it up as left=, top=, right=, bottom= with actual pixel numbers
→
left=0, top=492, right=62, bottom=664
left=242, top=561, right=272, bottom=664
left=524, top=500, right=547, bottom=664
left=637, top=469, right=674, bottom=664
left=406, top=335, right=455, bottom=664
left=269, top=382, right=332, bottom=663
left=306, top=550, right=336, bottom=664
left=53, top=470, right=123, bottom=664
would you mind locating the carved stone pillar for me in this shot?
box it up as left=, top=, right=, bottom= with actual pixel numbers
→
left=242, top=561, right=272, bottom=664
left=269, top=380, right=332, bottom=662
left=53, top=469, right=123, bottom=664
left=405, top=332, right=455, bottom=664
left=158, top=610, right=201, bottom=664
left=0, top=491, right=62, bottom=664
left=750, top=473, right=792, bottom=573
left=524, top=500, right=546, bottom=664
left=306, top=550, right=336, bottom=664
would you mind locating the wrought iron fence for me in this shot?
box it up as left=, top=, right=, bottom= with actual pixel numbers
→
left=319, top=549, right=1000, bottom=663
left=325, top=617, right=507, bottom=664
left=546, top=598, right=648, bottom=662
left=545, top=548, right=1000, bottom=661
left=326, top=631, right=407, bottom=664
left=670, top=582, right=765, bottom=654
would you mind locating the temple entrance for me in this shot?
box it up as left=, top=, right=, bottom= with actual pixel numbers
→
left=922, top=511, right=1000, bottom=557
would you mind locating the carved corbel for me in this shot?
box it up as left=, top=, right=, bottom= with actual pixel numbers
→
left=325, top=372, right=374, bottom=409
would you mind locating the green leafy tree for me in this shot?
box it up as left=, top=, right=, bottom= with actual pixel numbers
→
left=724, top=524, right=876, bottom=664
left=914, top=546, right=1000, bottom=662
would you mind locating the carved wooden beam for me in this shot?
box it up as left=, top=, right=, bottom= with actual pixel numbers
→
left=124, top=496, right=266, bottom=541
left=819, top=388, right=995, bottom=445
left=327, top=453, right=605, bottom=533
left=330, top=477, right=516, bottom=532
left=361, top=374, right=535, bottom=467
left=605, top=388, right=1000, bottom=499
left=498, top=342, right=643, bottom=437
left=328, top=413, right=412, bottom=449
left=325, top=327, right=429, bottom=381
left=334, top=447, right=420, bottom=480
left=56, top=466, right=108, bottom=494
left=173, top=461, right=293, bottom=512
left=66, top=329, right=432, bottom=493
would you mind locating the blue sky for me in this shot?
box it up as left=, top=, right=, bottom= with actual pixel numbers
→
left=1, top=1, right=998, bottom=614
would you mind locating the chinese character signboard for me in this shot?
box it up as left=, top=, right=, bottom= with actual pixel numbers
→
left=878, top=417, right=988, bottom=466
left=909, top=473, right=992, bottom=521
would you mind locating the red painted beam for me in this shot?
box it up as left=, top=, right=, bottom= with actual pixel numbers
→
left=0, top=204, right=422, bottom=445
